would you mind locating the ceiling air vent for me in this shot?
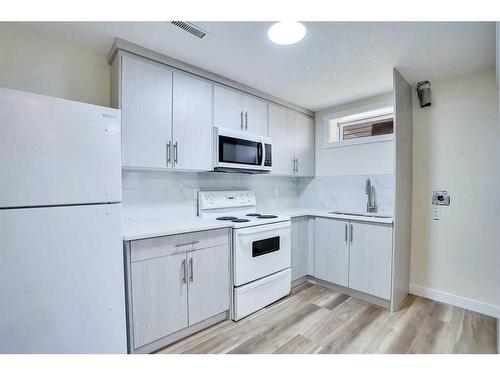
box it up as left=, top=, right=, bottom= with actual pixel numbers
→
left=171, top=21, right=207, bottom=39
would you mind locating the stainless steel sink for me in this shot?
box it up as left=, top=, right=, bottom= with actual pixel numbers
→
left=328, top=211, right=392, bottom=219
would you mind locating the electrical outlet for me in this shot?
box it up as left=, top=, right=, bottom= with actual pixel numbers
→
left=432, top=191, right=450, bottom=206
left=432, top=206, right=441, bottom=220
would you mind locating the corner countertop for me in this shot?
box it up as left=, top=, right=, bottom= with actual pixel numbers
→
left=276, top=208, right=394, bottom=224
left=122, top=216, right=234, bottom=241
left=123, top=207, right=393, bottom=241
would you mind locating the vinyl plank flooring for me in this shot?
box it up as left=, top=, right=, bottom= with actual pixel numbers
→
left=157, top=282, right=497, bottom=354
left=228, top=303, right=330, bottom=354
left=274, top=334, right=323, bottom=354
left=364, top=295, right=435, bottom=354
left=452, top=310, right=497, bottom=354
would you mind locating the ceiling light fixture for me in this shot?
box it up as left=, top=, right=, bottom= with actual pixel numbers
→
left=268, top=21, right=306, bottom=45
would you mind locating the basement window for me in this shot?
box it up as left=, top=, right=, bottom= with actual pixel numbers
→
left=324, top=106, right=394, bottom=148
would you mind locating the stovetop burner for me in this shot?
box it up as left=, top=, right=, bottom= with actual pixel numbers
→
left=232, top=218, right=250, bottom=223
left=216, top=216, right=238, bottom=221
left=246, top=213, right=261, bottom=217
left=257, top=215, right=278, bottom=219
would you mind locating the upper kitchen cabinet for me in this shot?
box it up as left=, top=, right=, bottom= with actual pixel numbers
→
left=120, top=53, right=173, bottom=169
left=213, top=85, right=268, bottom=135
left=172, top=72, right=213, bottom=171
left=112, top=52, right=213, bottom=171
left=268, top=104, right=294, bottom=175
left=243, top=95, right=268, bottom=135
left=268, top=104, right=315, bottom=177
left=293, top=112, right=315, bottom=177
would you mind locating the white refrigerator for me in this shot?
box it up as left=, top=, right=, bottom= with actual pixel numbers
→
left=0, top=87, right=127, bottom=353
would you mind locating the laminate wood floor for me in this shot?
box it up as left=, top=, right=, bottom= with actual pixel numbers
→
left=157, top=282, right=497, bottom=354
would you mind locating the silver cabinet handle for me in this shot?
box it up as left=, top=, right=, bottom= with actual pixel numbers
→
left=174, top=141, right=178, bottom=165
left=181, top=259, right=186, bottom=284
left=189, top=258, right=193, bottom=282
left=240, top=111, right=244, bottom=130
left=292, top=158, right=297, bottom=174
left=350, top=224, right=353, bottom=244
left=175, top=240, right=199, bottom=248
left=345, top=223, right=348, bottom=244
left=296, top=158, right=299, bottom=175
left=166, top=141, right=171, bottom=166
left=245, top=112, right=248, bottom=131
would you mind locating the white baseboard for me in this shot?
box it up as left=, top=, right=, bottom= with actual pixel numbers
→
left=410, top=284, right=500, bottom=319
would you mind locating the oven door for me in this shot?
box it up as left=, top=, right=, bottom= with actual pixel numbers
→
left=233, top=221, right=291, bottom=286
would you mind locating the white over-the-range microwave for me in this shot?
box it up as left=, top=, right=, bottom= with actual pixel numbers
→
left=213, top=127, right=272, bottom=173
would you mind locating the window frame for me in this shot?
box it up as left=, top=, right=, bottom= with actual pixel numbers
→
left=322, top=100, right=394, bottom=149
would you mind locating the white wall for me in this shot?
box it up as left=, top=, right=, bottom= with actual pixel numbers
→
left=314, top=93, right=394, bottom=176
left=411, top=68, right=500, bottom=312
left=0, top=23, right=109, bottom=106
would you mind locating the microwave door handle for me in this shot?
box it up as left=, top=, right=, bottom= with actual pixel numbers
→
left=260, top=141, right=265, bottom=167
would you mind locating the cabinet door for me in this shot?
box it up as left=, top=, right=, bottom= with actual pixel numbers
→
left=268, top=104, right=294, bottom=175
left=121, top=54, right=173, bottom=168
left=213, top=85, right=244, bottom=131
left=172, top=72, right=213, bottom=171
left=244, top=95, right=268, bottom=135
left=291, top=217, right=309, bottom=281
left=293, top=113, right=315, bottom=177
left=313, top=218, right=349, bottom=286
left=348, top=222, right=393, bottom=300
left=187, top=244, right=230, bottom=325
left=130, top=253, right=188, bottom=349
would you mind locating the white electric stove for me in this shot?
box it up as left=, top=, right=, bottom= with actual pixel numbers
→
left=198, top=190, right=292, bottom=321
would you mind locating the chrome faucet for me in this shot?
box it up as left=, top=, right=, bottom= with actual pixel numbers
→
left=365, top=178, right=377, bottom=213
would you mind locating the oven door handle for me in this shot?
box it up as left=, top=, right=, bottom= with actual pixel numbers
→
left=235, top=221, right=291, bottom=236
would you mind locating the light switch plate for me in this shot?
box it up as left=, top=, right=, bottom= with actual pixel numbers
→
left=432, top=206, right=441, bottom=220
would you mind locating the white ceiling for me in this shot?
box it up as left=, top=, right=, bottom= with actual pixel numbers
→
left=15, top=22, right=495, bottom=111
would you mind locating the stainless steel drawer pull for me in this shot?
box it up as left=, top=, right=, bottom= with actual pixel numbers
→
left=181, top=259, right=186, bottom=284
left=245, top=112, right=248, bottom=131
left=174, top=141, right=178, bottom=164
left=189, top=258, right=193, bottom=282
left=240, top=111, right=244, bottom=130
left=175, top=240, right=200, bottom=248
left=350, top=224, right=353, bottom=244
left=345, top=223, right=348, bottom=243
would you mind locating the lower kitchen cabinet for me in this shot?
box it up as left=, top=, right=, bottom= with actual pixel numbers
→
left=291, top=217, right=310, bottom=281
left=125, top=228, right=230, bottom=353
left=313, top=217, right=349, bottom=287
left=131, top=252, right=188, bottom=349
left=348, top=222, right=393, bottom=300
left=187, top=245, right=230, bottom=325
left=311, top=217, right=393, bottom=301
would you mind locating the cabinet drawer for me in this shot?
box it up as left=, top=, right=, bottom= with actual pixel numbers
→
left=131, top=228, right=229, bottom=262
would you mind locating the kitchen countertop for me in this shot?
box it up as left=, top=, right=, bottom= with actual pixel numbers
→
left=123, top=208, right=393, bottom=241
left=122, top=216, right=234, bottom=241
left=276, top=208, right=394, bottom=224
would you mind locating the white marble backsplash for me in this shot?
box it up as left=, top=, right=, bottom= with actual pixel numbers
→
left=122, top=170, right=301, bottom=223
left=122, top=170, right=394, bottom=223
left=297, top=175, right=394, bottom=216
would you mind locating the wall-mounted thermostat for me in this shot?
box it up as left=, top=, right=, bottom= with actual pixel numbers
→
left=432, top=191, right=450, bottom=206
